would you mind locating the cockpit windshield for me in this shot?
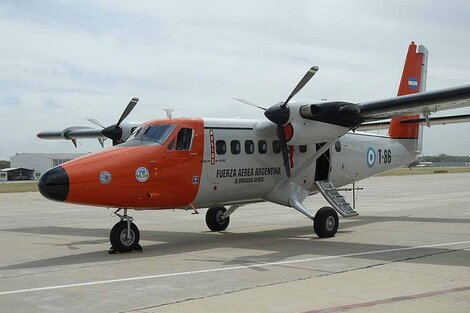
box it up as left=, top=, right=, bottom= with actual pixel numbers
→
left=123, top=124, right=176, bottom=146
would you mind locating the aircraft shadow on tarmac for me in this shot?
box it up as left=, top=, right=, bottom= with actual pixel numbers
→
left=1, top=215, right=469, bottom=271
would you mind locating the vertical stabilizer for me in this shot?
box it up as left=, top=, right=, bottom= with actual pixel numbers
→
left=388, top=42, right=428, bottom=140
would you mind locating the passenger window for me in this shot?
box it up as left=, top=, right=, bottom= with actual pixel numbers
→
left=176, top=128, right=193, bottom=150
left=216, top=140, right=226, bottom=155
left=299, top=145, right=307, bottom=153
left=245, top=140, right=254, bottom=154
left=231, top=140, right=241, bottom=155
left=335, top=141, right=341, bottom=152
left=258, top=140, right=267, bottom=154
left=273, top=140, right=281, bottom=154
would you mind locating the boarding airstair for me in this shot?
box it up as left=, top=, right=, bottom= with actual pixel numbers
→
left=314, top=180, right=359, bottom=217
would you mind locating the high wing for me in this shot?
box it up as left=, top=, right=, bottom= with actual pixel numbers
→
left=357, top=113, right=470, bottom=131
left=300, top=84, right=470, bottom=130
left=37, top=97, right=141, bottom=147
left=357, top=84, right=470, bottom=120
left=38, top=127, right=105, bottom=140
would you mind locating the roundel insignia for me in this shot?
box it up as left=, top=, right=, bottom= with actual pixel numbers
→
left=99, top=171, right=112, bottom=184
left=135, top=167, right=149, bottom=183
left=367, top=147, right=376, bottom=168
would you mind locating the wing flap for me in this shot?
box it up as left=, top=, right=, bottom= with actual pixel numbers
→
left=356, top=113, right=470, bottom=131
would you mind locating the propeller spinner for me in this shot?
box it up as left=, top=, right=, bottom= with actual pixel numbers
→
left=102, top=97, right=139, bottom=145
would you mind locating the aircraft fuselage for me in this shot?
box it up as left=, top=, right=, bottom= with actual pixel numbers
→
left=38, top=117, right=418, bottom=210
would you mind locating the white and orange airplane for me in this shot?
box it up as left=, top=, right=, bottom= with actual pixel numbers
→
left=38, top=42, right=470, bottom=253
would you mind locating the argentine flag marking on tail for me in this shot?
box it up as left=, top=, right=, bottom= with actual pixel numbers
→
left=408, top=77, right=418, bottom=89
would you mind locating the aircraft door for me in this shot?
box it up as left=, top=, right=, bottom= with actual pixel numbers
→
left=158, top=124, right=204, bottom=207
left=314, top=143, right=331, bottom=181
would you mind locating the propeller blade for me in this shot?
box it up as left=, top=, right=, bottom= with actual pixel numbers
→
left=87, top=118, right=106, bottom=128
left=233, top=97, right=267, bottom=110
left=116, top=97, right=139, bottom=128
left=277, top=124, right=291, bottom=177
left=282, top=66, right=319, bottom=108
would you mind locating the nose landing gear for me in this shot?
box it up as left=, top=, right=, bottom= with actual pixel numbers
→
left=108, top=208, right=142, bottom=254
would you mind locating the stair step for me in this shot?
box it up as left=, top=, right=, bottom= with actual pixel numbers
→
left=314, top=180, right=359, bottom=218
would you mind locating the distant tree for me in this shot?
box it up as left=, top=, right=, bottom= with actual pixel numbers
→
left=418, top=155, right=470, bottom=162
left=0, top=160, right=10, bottom=169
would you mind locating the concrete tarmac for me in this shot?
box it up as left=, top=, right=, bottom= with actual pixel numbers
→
left=0, top=173, right=469, bottom=312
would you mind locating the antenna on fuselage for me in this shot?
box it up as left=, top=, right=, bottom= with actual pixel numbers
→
left=162, top=109, right=175, bottom=120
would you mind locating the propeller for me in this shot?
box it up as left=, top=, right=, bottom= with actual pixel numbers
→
left=102, top=97, right=139, bottom=146
left=86, top=118, right=106, bottom=128
left=233, top=97, right=267, bottom=110
left=87, top=118, right=107, bottom=147
left=264, top=66, right=319, bottom=177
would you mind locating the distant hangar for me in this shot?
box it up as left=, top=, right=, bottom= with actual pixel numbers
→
left=10, top=153, right=87, bottom=179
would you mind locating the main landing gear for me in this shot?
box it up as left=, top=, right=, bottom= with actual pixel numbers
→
left=109, top=208, right=142, bottom=254
left=204, top=204, right=339, bottom=238
left=313, top=206, right=339, bottom=238
left=205, top=205, right=240, bottom=232
left=205, top=206, right=230, bottom=231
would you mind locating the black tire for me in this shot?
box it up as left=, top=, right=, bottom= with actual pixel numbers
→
left=110, top=221, right=140, bottom=253
left=314, top=206, right=339, bottom=238
left=205, top=206, right=229, bottom=231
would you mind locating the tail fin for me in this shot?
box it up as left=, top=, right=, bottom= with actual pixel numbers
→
left=388, top=41, right=428, bottom=140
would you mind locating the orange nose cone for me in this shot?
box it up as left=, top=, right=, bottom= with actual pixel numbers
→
left=38, top=166, right=69, bottom=201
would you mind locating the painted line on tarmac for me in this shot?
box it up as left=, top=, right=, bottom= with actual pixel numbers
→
left=1, top=240, right=469, bottom=296
left=304, top=285, right=470, bottom=313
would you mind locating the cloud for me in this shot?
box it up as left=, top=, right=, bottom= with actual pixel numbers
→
left=0, top=0, right=469, bottom=159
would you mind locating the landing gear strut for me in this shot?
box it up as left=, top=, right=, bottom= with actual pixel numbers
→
left=109, top=208, right=142, bottom=254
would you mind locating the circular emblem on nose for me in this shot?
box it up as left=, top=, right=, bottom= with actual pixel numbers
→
left=135, top=167, right=149, bottom=183
left=99, top=171, right=112, bottom=184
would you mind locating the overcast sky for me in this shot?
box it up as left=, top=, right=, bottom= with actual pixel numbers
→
left=1, top=0, right=469, bottom=160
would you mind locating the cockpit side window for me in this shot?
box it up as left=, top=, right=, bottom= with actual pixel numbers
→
left=176, top=128, right=193, bottom=150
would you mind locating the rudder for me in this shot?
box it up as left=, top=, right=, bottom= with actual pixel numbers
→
left=388, top=42, right=428, bottom=140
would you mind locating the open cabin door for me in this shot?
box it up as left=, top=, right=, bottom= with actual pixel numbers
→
left=314, top=143, right=330, bottom=181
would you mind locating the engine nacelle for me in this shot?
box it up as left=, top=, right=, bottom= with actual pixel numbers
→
left=285, top=101, right=362, bottom=145
left=119, top=122, right=140, bottom=142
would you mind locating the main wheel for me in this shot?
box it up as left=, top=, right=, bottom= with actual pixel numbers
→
left=314, top=206, right=339, bottom=238
left=110, top=221, right=140, bottom=253
left=206, top=206, right=230, bottom=231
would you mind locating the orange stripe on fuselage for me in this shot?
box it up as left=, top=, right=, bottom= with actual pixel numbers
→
left=388, top=42, right=423, bottom=139
left=62, top=118, right=204, bottom=209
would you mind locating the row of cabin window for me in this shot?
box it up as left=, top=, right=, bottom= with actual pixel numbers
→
left=216, top=140, right=308, bottom=155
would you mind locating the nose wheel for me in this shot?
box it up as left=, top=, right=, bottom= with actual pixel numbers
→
left=109, top=209, right=142, bottom=254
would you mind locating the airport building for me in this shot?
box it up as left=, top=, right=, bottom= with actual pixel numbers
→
left=10, top=153, right=87, bottom=179
left=0, top=167, right=35, bottom=181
